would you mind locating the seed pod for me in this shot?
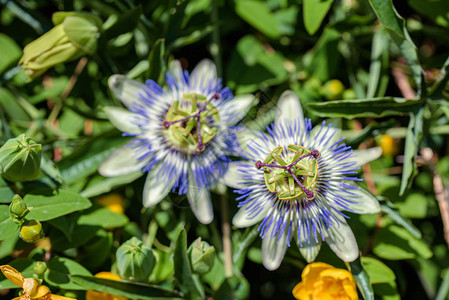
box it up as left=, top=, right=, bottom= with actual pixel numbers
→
left=33, top=262, right=47, bottom=277
left=187, top=238, right=215, bottom=274
left=20, top=220, right=44, bottom=243
left=0, top=134, right=42, bottom=182
left=116, top=237, right=155, bottom=282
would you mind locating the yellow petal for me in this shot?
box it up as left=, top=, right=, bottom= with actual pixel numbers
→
left=292, top=282, right=310, bottom=300
left=32, top=285, right=51, bottom=298
left=94, top=272, right=122, bottom=281
left=301, top=262, right=333, bottom=290
left=23, top=277, right=40, bottom=296
left=47, top=294, right=78, bottom=300
left=320, top=268, right=354, bottom=281
left=0, top=265, right=25, bottom=288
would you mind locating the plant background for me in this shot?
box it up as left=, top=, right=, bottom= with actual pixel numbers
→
left=0, top=0, right=449, bottom=299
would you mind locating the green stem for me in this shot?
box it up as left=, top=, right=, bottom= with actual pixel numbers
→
left=211, top=0, right=222, bottom=77
left=220, top=189, right=232, bottom=277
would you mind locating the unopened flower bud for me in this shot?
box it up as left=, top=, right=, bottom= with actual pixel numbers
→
left=321, top=79, right=345, bottom=100
left=9, top=194, right=29, bottom=222
left=116, top=237, right=155, bottom=282
left=187, top=238, right=215, bottom=274
left=19, top=12, right=101, bottom=80
left=33, top=262, right=47, bottom=277
left=20, top=220, right=44, bottom=243
left=0, top=134, right=42, bottom=182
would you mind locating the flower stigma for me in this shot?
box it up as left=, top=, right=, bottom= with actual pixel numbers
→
left=255, top=145, right=320, bottom=201
left=163, top=93, right=221, bottom=152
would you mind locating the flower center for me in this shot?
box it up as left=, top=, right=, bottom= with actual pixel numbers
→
left=255, top=145, right=320, bottom=200
left=163, top=93, right=220, bottom=152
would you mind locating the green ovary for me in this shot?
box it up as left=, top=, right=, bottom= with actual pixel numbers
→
left=164, top=93, right=220, bottom=152
left=262, top=145, right=318, bottom=200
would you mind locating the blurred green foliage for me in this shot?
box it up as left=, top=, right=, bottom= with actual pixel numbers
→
left=0, top=0, right=448, bottom=299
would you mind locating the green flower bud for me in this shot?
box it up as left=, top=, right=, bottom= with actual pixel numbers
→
left=19, top=12, right=101, bottom=80
left=33, top=262, right=47, bottom=276
left=321, top=79, right=345, bottom=100
left=0, top=134, right=42, bottom=182
left=116, top=237, right=155, bottom=282
left=20, top=220, right=44, bottom=243
left=342, top=89, right=357, bottom=100
left=9, top=194, right=29, bottom=222
left=187, top=238, right=215, bottom=274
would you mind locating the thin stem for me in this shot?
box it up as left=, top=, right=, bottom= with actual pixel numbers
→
left=220, top=190, right=233, bottom=277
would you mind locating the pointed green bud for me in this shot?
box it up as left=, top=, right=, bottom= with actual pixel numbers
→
left=0, top=134, right=42, bottom=182
left=187, top=238, right=215, bottom=274
left=20, top=220, right=44, bottom=243
left=9, top=194, right=29, bottom=223
left=19, top=12, right=101, bottom=80
left=116, top=237, right=155, bottom=282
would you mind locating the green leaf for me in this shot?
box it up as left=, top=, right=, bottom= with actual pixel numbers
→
left=79, top=229, right=113, bottom=268
left=436, top=268, right=449, bottom=300
left=50, top=219, right=100, bottom=251
left=174, top=229, right=204, bottom=299
left=235, top=1, right=281, bottom=39
left=399, top=109, right=424, bottom=195
left=0, top=233, right=18, bottom=259
left=0, top=205, right=19, bottom=240
left=100, top=6, right=142, bottom=43
left=71, top=275, right=182, bottom=299
left=147, top=39, right=166, bottom=84
left=373, top=281, right=400, bottom=300
left=367, top=28, right=390, bottom=98
left=0, top=258, right=35, bottom=289
left=303, top=0, right=334, bottom=35
left=214, top=275, right=251, bottom=300
left=361, top=257, right=396, bottom=284
left=78, top=205, right=128, bottom=229
left=307, top=97, right=421, bottom=119
left=0, top=87, right=30, bottom=121
left=80, top=172, right=143, bottom=198
left=0, top=34, right=22, bottom=74
left=0, top=177, right=14, bottom=203
left=23, top=189, right=91, bottom=221
left=349, top=257, right=375, bottom=300
left=409, top=0, right=449, bottom=28
left=395, top=192, right=435, bottom=219
left=380, top=204, right=422, bottom=239
left=149, top=249, right=174, bottom=283
left=57, top=133, right=128, bottom=184
left=369, top=0, right=424, bottom=96
left=373, top=225, right=432, bottom=260
left=45, top=257, right=92, bottom=290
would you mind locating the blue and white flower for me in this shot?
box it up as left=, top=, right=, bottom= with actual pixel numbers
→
left=224, top=91, right=382, bottom=270
left=99, top=59, right=255, bottom=224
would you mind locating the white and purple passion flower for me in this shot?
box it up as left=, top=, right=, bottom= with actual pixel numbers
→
left=224, top=91, right=382, bottom=270
left=98, top=59, right=255, bottom=224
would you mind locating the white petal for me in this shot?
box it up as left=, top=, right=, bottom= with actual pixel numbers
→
left=297, top=237, right=322, bottom=263
left=341, top=182, right=381, bottom=214
left=98, top=145, right=147, bottom=177
left=108, top=75, right=146, bottom=108
left=275, top=90, right=304, bottom=128
left=167, top=60, right=184, bottom=83
left=234, top=127, right=273, bottom=159
left=187, top=183, right=213, bottom=224
left=142, top=163, right=177, bottom=207
left=233, top=202, right=270, bottom=228
left=262, top=225, right=289, bottom=271
left=309, top=124, right=342, bottom=149
left=219, top=94, right=256, bottom=126
left=323, top=214, right=359, bottom=262
left=104, top=106, right=142, bottom=134
left=190, top=59, right=217, bottom=90
left=352, top=147, right=382, bottom=168
left=222, top=161, right=248, bottom=189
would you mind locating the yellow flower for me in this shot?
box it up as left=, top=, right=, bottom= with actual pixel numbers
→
left=85, top=272, right=127, bottom=300
left=292, top=262, right=358, bottom=300
left=0, top=265, right=75, bottom=300
left=322, top=79, right=345, bottom=100
left=95, top=194, right=125, bottom=214
left=378, top=134, right=399, bottom=156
